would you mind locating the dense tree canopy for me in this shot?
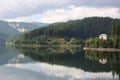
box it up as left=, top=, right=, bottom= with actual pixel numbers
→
left=10, top=17, right=120, bottom=45
left=85, top=20, right=120, bottom=48
left=24, top=17, right=114, bottom=39
left=112, top=20, right=120, bottom=37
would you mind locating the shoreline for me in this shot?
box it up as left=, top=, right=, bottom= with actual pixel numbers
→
left=83, top=47, right=120, bottom=52
left=6, top=43, right=81, bottom=48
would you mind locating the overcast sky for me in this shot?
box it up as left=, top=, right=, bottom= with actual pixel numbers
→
left=0, top=0, right=120, bottom=23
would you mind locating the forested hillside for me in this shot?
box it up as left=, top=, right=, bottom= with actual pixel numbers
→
left=85, top=20, right=120, bottom=48
left=8, top=22, right=48, bottom=32
left=13, top=17, right=119, bottom=45
left=24, top=17, right=114, bottom=39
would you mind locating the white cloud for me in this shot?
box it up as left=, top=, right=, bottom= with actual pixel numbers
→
left=0, top=0, right=70, bottom=19
left=39, top=6, right=120, bottom=23
left=5, top=62, right=118, bottom=80
left=0, top=0, right=120, bottom=19
left=6, top=16, right=30, bottom=22
left=6, top=6, right=120, bottom=23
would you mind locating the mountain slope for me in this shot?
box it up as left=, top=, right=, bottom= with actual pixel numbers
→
left=0, top=20, right=20, bottom=36
left=0, top=31, right=9, bottom=44
left=0, top=20, right=48, bottom=44
left=8, top=22, right=46, bottom=32
left=30, top=22, right=48, bottom=27
left=24, top=17, right=115, bottom=40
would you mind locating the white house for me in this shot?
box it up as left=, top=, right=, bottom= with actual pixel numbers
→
left=99, top=34, right=108, bottom=40
left=99, top=58, right=107, bottom=64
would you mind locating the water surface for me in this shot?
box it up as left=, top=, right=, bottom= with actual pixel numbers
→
left=0, top=45, right=119, bottom=80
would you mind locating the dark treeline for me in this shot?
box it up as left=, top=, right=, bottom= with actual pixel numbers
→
left=85, top=20, right=120, bottom=48
left=112, top=20, right=120, bottom=36
left=85, top=37, right=120, bottom=48
left=9, top=17, right=120, bottom=45
left=24, top=17, right=114, bottom=39
left=85, top=51, right=120, bottom=76
left=13, top=46, right=111, bottom=72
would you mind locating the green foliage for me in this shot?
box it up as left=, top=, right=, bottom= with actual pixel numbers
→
left=85, top=37, right=120, bottom=48
left=24, top=17, right=113, bottom=40
left=6, top=33, right=26, bottom=44
left=111, top=20, right=120, bottom=48
left=14, top=17, right=117, bottom=45
left=13, top=17, right=120, bottom=46
left=13, top=46, right=111, bottom=72
left=70, top=37, right=78, bottom=44
left=112, top=20, right=120, bottom=36
left=85, top=20, right=120, bottom=49
left=85, top=51, right=120, bottom=76
left=34, top=36, right=48, bottom=44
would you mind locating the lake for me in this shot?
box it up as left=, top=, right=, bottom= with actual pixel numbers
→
left=0, top=44, right=119, bottom=80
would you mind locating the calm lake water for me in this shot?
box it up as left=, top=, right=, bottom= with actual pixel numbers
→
left=0, top=44, right=119, bottom=80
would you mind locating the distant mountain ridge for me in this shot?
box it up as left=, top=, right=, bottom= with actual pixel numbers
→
left=0, top=20, right=19, bottom=36
left=0, top=20, right=48, bottom=44
left=8, top=22, right=48, bottom=32
left=0, top=20, right=48, bottom=35
left=9, top=22, right=39, bottom=32
left=30, top=22, right=48, bottom=27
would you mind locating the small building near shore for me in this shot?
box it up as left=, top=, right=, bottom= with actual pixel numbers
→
left=99, top=34, right=108, bottom=40
left=99, top=58, right=107, bottom=64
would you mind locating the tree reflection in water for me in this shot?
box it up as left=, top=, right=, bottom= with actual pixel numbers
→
left=85, top=51, right=120, bottom=79
left=7, top=45, right=120, bottom=80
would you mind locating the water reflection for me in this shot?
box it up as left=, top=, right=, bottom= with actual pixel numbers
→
left=0, top=45, right=36, bottom=66
left=10, top=46, right=111, bottom=72
left=2, top=62, right=117, bottom=80
left=0, top=44, right=8, bottom=54
left=0, top=45, right=119, bottom=80
left=85, top=51, right=120, bottom=79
